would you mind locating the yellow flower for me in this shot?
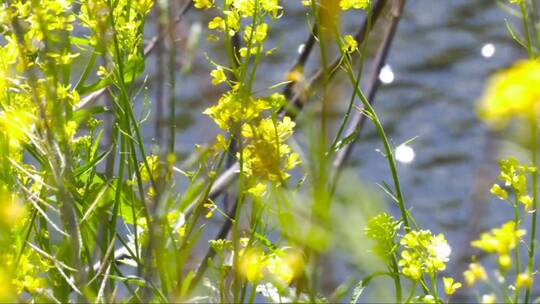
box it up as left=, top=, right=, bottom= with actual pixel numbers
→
left=0, top=108, right=36, bottom=147
left=211, top=67, right=227, bottom=85
left=244, top=23, right=268, bottom=43
left=478, top=60, right=540, bottom=128
left=519, top=195, right=533, bottom=211
left=247, top=183, right=267, bottom=197
left=341, top=34, right=358, bottom=54
left=208, top=16, right=226, bottom=32
left=240, top=116, right=300, bottom=183
left=47, top=50, right=80, bottom=65
left=463, top=262, right=487, bottom=287
left=194, top=0, right=214, bottom=9
left=498, top=254, right=512, bottom=270
left=0, top=269, right=15, bottom=302
left=286, top=66, right=304, bottom=83
left=471, top=221, right=525, bottom=256
left=443, top=277, right=462, bottom=295
left=266, top=249, right=304, bottom=284
left=515, top=272, right=533, bottom=289
left=261, top=0, right=281, bottom=17
left=203, top=202, right=216, bottom=218
left=232, top=0, right=255, bottom=17
left=224, top=10, right=241, bottom=36
left=490, top=184, right=508, bottom=200
left=0, top=191, right=26, bottom=229
left=340, top=0, right=370, bottom=10
left=203, top=92, right=270, bottom=130
left=398, top=230, right=451, bottom=278
left=238, top=248, right=265, bottom=282
left=399, top=250, right=423, bottom=280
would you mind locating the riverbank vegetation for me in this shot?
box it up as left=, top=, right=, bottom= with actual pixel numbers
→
left=0, top=0, right=538, bottom=302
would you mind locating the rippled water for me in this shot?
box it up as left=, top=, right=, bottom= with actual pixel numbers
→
left=141, top=0, right=535, bottom=301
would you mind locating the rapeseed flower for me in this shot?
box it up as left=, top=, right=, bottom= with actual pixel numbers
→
left=443, top=277, right=462, bottom=295
left=0, top=189, right=25, bottom=229
left=240, top=116, right=300, bottom=184
left=341, top=35, right=358, bottom=54
left=340, top=0, right=370, bottom=10
left=515, top=272, right=533, bottom=289
left=238, top=248, right=265, bottom=282
left=463, top=262, right=487, bottom=287
left=478, top=60, right=540, bottom=128
left=244, top=23, right=268, bottom=43
left=194, top=0, right=214, bottom=9
left=365, top=213, right=400, bottom=260
left=495, top=157, right=536, bottom=210
left=490, top=184, right=508, bottom=200
left=471, top=221, right=525, bottom=269
left=399, top=230, right=452, bottom=280
left=0, top=108, right=36, bottom=157
left=266, top=249, right=304, bottom=284
left=211, top=67, right=227, bottom=85
left=203, top=92, right=270, bottom=130
left=0, top=269, right=15, bottom=302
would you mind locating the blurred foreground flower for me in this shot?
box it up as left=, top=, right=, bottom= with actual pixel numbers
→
left=478, top=60, right=540, bottom=128
left=471, top=221, right=526, bottom=269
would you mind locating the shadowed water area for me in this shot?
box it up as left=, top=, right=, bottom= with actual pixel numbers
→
left=136, top=0, right=536, bottom=301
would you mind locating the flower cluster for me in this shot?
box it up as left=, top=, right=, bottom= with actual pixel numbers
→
left=5, top=250, right=51, bottom=295
left=463, top=262, right=488, bottom=287
left=364, top=213, right=400, bottom=260
left=398, top=230, right=452, bottom=280
left=341, top=34, right=359, bottom=54
left=443, top=277, right=462, bottom=296
left=197, top=0, right=300, bottom=196
left=205, top=0, right=280, bottom=39
left=471, top=221, right=526, bottom=270
left=237, top=243, right=305, bottom=284
left=79, top=0, right=153, bottom=64
left=478, top=60, right=540, bottom=127
left=490, top=157, right=535, bottom=210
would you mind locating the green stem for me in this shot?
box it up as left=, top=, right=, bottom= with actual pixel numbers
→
left=248, top=282, right=257, bottom=304
left=405, top=281, right=417, bottom=303
left=520, top=2, right=534, bottom=59
left=345, top=67, right=410, bottom=230
left=513, top=190, right=521, bottom=304
left=329, top=5, right=372, bottom=152
left=390, top=255, right=403, bottom=302
left=429, top=273, right=440, bottom=303
left=525, top=119, right=538, bottom=303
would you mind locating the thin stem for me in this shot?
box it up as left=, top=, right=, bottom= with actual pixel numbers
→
left=390, top=255, right=403, bottom=302
left=248, top=282, right=257, bottom=304
left=345, top=68, right=410, bottom=230
left=405, top=281, right=417, bottom=303
left=520, top=1, right=534, bottom=59
left=329, top=5, right=373, bottom=153
left=525, top=119, right=538, bottom=303
left=429, top=273, right=440, bottom=303
left=513, top=190, right=521, bottom=304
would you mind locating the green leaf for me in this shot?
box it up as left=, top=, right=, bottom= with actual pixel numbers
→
left=329, top=131, right=359, bottom=154
left=72, top=105, right=109, bottom=125
left=77, top=55, right=145, bottom=95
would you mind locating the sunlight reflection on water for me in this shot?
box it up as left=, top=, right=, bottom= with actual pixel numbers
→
left=481, top=43, right=496, bottom=58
